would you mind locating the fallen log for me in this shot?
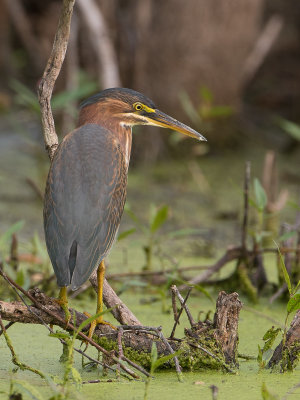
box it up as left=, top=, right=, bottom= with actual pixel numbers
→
left=0, top=289, right=242, bottom=372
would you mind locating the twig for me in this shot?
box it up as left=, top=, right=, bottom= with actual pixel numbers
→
left=156, top=326, right=183, bottom=382
left=172, top=285, right=195, bottom=327
left=121, top=356, right=150, bottom=378
left=117, top=327, right=124, bottom=376
left=0, top=321, right=15, bottom=337
left=169, top=286, right=192, bottom=339
left=0, top=315, right=45, bottom=378
left=38, top=0, right=75, bottom=160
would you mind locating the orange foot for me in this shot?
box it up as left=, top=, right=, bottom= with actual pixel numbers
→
left=83, top=312, right=116, bottom=341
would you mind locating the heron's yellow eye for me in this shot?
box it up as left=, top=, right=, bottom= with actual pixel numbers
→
left=134, top=103, right=143, bottom=111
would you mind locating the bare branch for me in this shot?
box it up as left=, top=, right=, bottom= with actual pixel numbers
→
left=181, top=247, right=243, bottom=287
left=37, top=0, right=76, bottom=160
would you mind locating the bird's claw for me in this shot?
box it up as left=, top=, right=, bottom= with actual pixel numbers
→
left=83, top=311, right=116, bottom=345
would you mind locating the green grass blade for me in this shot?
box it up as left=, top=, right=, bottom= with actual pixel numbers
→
left=150, top=205, right=168, bottom=234
left=273, top=240, right=292, bottom=295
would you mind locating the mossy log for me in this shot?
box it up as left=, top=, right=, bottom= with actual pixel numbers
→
left=268, top=310, right=300, bottom=371
left=0, top=290, right=242, bottom=372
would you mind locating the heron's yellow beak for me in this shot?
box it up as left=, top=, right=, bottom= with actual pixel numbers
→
left=145, top=109, right=207, bottom=141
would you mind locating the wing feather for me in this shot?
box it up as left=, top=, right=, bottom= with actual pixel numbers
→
left=44, top=124, right=127, bottom=290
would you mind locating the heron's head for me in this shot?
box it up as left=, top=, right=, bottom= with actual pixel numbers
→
left=79, top=88, right=206, bottom=141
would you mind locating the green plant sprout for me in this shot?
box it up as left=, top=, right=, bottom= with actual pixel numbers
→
left=125, top=203, right=169, bottom=271
left=122, top=204, right=213, bottom=312
left=249, top=178, right=271, bottom=245
left=276, top=117, right=300, bottom=142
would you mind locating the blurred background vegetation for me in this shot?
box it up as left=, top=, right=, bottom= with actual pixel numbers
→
left=0, top=0, right=299, bottom=298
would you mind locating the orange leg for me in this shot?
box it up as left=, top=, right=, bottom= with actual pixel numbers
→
left=97, top=260, right=105, bottom=318
left=56, top=286, right=71, bottom=327
left=85, top=261, right=115, bottom=340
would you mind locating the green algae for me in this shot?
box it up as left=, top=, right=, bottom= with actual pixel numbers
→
left=1, top=295, right=300, bottom=400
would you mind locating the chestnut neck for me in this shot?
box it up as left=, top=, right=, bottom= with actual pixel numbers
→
left=78, top=103, right=132, bottom=168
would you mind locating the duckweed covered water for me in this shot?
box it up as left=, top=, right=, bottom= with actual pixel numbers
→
left=1, top=119, right=300, bottom=399
left=0, top=293, right=299, bottom=400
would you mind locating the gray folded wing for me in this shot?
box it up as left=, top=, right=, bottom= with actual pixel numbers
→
left=43, top=124, right=127, bottom=290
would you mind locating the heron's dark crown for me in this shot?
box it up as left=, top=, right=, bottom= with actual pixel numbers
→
left=80, top=88, right=156, bottom=110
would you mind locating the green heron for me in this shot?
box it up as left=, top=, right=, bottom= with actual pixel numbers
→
left=44, top=88, right=206, bottom=336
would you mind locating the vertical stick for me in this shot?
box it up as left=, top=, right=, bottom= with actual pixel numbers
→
left=171, top=285, right=178, bottom=322
left=169, top=287, right=192, bottom=339
left=10, top=234, right=18, bottom=271
left=241, top=161, right=250, bottom=251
